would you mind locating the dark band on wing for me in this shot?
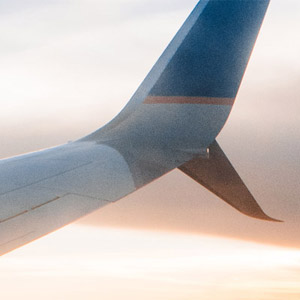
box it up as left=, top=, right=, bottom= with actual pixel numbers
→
left=144, top=96, right=234, bottom=106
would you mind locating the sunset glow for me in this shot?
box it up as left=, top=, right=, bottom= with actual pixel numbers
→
left=1, top=226, right=300, bottom=300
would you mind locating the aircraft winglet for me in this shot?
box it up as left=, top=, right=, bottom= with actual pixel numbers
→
left=179, top=141, right=282, bottom=222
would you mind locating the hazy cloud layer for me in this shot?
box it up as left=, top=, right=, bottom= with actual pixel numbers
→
left=1, top=227, right=300, bottom=299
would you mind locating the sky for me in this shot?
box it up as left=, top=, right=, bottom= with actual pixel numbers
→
left=0, top=0, right=300, bottom=299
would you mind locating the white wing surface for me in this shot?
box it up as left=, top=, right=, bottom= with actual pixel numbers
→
left=0, top=143, right=135, bottom=255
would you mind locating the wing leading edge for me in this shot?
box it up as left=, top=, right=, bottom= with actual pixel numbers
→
left=0, top=0, right=277, bottom=256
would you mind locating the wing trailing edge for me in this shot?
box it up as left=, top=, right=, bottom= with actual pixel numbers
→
left=179, top=141, right=282, bottom=222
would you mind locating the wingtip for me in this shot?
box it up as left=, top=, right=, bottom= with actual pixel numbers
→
left=259, top=215, right=284, bottom=223
left=244, top=210, right=283, bottom=223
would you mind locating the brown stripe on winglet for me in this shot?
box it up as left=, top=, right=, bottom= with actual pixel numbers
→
left=144, top=96, right=234, bottom=105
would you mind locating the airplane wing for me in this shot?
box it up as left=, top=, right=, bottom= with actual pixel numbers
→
left=0, top=0, right=276, bottom=256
